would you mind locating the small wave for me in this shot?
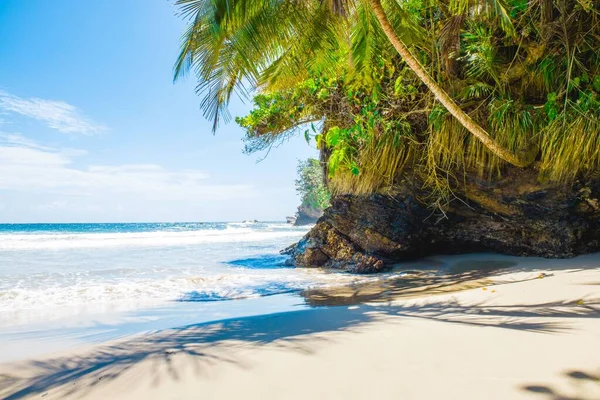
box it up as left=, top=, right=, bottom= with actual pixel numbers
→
left=0, top=227, right=307, bottom=251
left=0, top=273, right=254, bottom=311
left=178, top=284, right=300, bottom=302
left=225, top=254, right=291, bottom=269
left=0, top=267, right=396, bottom=315
left=0, top=274, right=276, bottom=312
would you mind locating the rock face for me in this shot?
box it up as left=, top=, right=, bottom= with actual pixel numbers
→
left=283, top=169, right=600, bottom=273
left=293, top=205, right=324, bottom=226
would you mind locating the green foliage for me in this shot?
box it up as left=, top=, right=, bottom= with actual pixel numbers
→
left=544, top=93, right=560, bottom=122
left=295, top=159, right=331, bottom=210
left=235, top=76, right=340, bottom=153
left=176, top=0, right=600, bottom=206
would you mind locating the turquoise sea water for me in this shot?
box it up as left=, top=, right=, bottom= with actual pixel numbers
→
left=0, top=221, right=382, bottom=312
left=0, top=222, right=546, bottom=362
left=0, top=222, right=398, bottom=350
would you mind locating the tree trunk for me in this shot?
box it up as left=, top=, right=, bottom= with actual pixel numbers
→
left=369, top=0, right=537, bottom=168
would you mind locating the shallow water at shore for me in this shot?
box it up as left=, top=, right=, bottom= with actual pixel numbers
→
left=0, top=221, right=434, bottom=361
left=0, top=222, right=395, bottom=322
left=2, top=264, right=599, bottom=400
left=3, top=221, right=599, bottom=363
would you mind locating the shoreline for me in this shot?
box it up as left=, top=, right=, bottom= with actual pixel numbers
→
left=0, top=293, right=309, bottom=364
left=1, top=259, right=599, bottom=399
left=2, top=251, right=594, bottom=364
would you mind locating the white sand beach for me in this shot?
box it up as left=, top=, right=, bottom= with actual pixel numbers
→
left=1, top=259, right=599, bottom=400
left=4, top=2, right=600, bottom=400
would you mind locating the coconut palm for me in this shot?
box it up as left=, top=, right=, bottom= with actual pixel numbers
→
left=367, top=0, right=537, bottom=167
left=173, top=0, right=539, bottom=167
left=175, top=0, right=599, bottom=173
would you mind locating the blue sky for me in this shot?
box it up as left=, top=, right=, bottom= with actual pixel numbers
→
left=0, top=0, right=318, bottom=222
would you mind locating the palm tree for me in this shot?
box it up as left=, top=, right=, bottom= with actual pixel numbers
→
left=367, top=0, right=536, bottom=167
left=173, top=0, right=537, bottom=166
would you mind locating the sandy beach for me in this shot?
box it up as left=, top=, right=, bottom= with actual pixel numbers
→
left=1, top=258, right=599, bottom=400
left=4, top=0, right=600, bottom=399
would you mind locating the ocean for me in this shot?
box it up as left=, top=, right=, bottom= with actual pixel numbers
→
left=0, top=221, right=400, bottom=312
left=0, top=221, right=401, bottom=360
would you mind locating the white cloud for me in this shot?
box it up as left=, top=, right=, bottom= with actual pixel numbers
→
left=34, top=201, right=69, bottom=211
left=0, top=133, right=252, bottom=201
left=0, top=91, right=106, bottom=134
left=0, top=132, right=50, bottom=149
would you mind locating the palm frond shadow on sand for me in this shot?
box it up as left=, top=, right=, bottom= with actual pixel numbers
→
left=1, top=291, right=599, bottom=399
left=521, top=368, right=600, bottom=400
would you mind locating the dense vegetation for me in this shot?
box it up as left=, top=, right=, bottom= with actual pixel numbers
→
left=174, top=0, right=600, bottom=209
left=296, top=158, right=331, bottom=211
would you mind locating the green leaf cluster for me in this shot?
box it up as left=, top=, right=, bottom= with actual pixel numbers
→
left=176, top=0, right=600, bottom=201
left=295, top=158, right=331, bottom=210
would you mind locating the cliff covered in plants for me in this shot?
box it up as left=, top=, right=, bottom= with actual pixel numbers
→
left=175, top=0, right=600, bottom=271
left=289, top=158, right=330, bottom=225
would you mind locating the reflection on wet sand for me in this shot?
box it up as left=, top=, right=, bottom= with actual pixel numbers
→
left=301, top=259, right=519, bottom=306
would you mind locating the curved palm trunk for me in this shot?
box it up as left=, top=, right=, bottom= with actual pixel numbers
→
left=369, top=0, right=537, bottom=168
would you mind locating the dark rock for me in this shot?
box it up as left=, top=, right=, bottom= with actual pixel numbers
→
left=293, top=205, right=324, bottom=226
left=285, top=169, right=600, bottom=273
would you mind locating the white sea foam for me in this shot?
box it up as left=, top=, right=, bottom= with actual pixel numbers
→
left=0, top=268, right=383, bottom=319
left=0, top=222, right=385, bottom=329
left=0, top=227, right=306, bottom=250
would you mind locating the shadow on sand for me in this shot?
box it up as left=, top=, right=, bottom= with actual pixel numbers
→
left=2, top=253, right=600, bottom=398
left=1, top=291, right=599, bottom=399
left=298, top=252, right=600, bottom=307
left=521, top=368, right=600, bottom=400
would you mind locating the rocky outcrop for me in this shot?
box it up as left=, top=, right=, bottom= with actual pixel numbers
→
left=292, top=205, right=324, bottom=226
left=283, top=169, right=600, bottom=273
